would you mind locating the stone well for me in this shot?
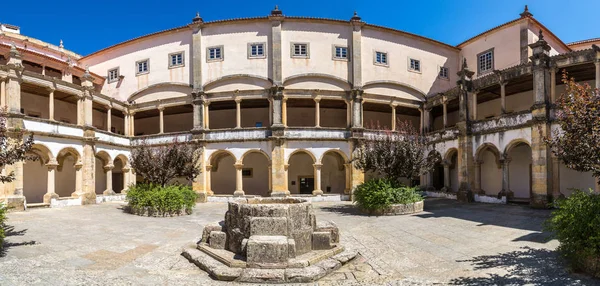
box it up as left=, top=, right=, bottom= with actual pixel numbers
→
left=182, top=197, right=357, bottom=283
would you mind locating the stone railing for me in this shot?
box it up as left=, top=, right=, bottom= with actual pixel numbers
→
left=131, top=132, right=192, bottom=145
left=205, top=128, right=271, bottom=141
left=284, top=127, right=350, bottom=139
left=471, top=111, right=532, bottom=133
left=427, top=126, right=459, bottom=142
left=95, top=130, right=131, bottom=146
left=23, top=117, right=84, bottom=137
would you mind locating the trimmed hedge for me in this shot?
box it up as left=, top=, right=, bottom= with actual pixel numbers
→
left=126, top=184, right=197, bottom=216
left=353, top=178, right=423, bottom=213
left=0, top=203, right=5, bottom=248
left=546, top=189, right=600, bottom=277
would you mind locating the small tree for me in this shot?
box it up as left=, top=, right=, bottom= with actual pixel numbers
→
left=545, top=72, right=600, bottom=184
left=130, top=140, right=201, bottom=187
left=354, top=120, right=440, bottom=186
left=0, top=110, right=34, bottom=183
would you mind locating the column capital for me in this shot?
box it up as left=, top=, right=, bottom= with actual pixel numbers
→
left=234, top=97, right=242, bottom=104
left=314, top=96, right=321, bottom=103
left=205, top=164, right=213, bottom=172
left=45, top=86, right=56, bottom=93
left=103, top=164, right=115, bottom=172
left=389, top=102, right=397, bottom=108
left=313, top=163, right=323, bottom=169
left=157, top=106, right=165, bottom=112
left=192, top=89, right=207, bottom=103
left=269, top=85, right=285, bottom=99
left=45, top=160, right=59, bottom=168
left=234, top=163, right=244, bottom=169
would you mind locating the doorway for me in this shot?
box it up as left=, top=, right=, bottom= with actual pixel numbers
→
left=298, top=176, right=314, bottom=194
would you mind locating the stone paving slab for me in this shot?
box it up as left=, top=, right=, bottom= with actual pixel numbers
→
left=0, top=198, right=597, bottom=285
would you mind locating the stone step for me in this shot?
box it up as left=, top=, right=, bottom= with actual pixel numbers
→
left=27, top=203, right=50, bottom=209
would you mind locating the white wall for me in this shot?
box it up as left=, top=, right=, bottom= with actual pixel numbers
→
left=321, top=153, right=345, bottom=194
left=560, top=163, right=596, bottom=196
left=56, top=156, right=76, bottom=197
left=508, top=144, right=531, bottom=199
left=23, top=159, right=47, bottom=203
left=480, top=150, right=502, bottom=196
left=241, top=152, right=269, bottom=196
left=211, top=154, right=236, bottom=195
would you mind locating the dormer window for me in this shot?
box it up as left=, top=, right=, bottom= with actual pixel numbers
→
left=477, top=48, right=494, bottom=75
left=107, top=68, right=119, bottom=83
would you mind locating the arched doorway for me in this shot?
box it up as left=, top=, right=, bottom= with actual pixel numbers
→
left=113, top=155, right=128, bottom=193
left=56, top=148, right=81, bottom=198
left=210, top=151, right=236, bottom=195
left=444, top=148, right=459, bottom=192
left=23, top=144, right=53, bottom=204
left=287, top=150, right=316, bottom=195
left=476, top=144, right=502, bottom=196
left=95, top=151, right=111, bottom=195
left=506, top=141, right=532, bottom=201
left=320, top=151, right=347, bottom=194
left=430, top=150, right=444, bottom=190
left=241, top=151, right=270, bottom=196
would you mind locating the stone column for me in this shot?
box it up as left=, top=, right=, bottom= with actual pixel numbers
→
left=269, top=7, right=283, bottom=86
left=48, top=87, right=55, bottom=121
left=158, top=106, right=165, bottom=134
left=313, top=163, right=323, bottom=196
left=499, top=156, right=513, bottom=199
left=204, top=102, right=210, bottom=130
left=192, top=147, right=207, bottom=202
left=103, top=164, right=115, bottom=196
left=314, top=97, right=321, bottom=127
left=192, top=91, right=205, bottom=132
left=343, top=163, right=352, bottom=195
left=43, top=160, right=59, bottom=204
left=595, top=58, right=600, bottom=89
left=76, top=98, right=82, bottom=126
left=442, top=98, right=448, bottom=128
left=122, top=166, right=132, bottom=194
left=234, top=163, right=245, bottom=197
left=424, top=108, right=432, bottom=133
left=124, top=113, right=130, bottom=136
left=350, top=12, right=363, bottom=88
left=0, top=77, right=6, bottom=107
left=529, top=30, right=552, bottom=208
left=72, top=161, right=83, bottom=197
left=106, top=106, right=112, bottom=132
left=456, top=58, right=476, bottom=202
left=470, top=91, right=478, bottom=121
left=270, top=86, right=285, bottom=130
left=268, top=165, right=273, bottom=194
left=551, top=155, right=562, bottom=200
left=500, top=82, right=507, bottom=114
left=390, top=103, right=396, bottom=131
left=6, top=44, right=23, bottom=116
left=473, top=160, right=483, bottom=194
left=129, top=112, right=136, bottom=136
left=205, top=165, right=213, bottom=196
left=190, top=13, right=203, bottom=91
left=351, top=89, right=363, bottom=130
left=270, top=140, right=289, bottom=197
left=282, top=97, right=288, bottom=127
left=441, top=160, right=451, bottom=192
left=235, top=97, right=242, bottom=129
left=349, top=140, right=365, bottom=199
left=419, top=107, right=424, bottom=133
left=550, top=67, right=557, bottom=103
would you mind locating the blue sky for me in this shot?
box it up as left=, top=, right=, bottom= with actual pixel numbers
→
left=5, top=0, right=598, bottom=56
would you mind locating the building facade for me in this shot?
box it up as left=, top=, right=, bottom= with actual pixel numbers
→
left=0, top=6, right=598, bottom=210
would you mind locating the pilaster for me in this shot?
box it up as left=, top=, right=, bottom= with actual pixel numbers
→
left=270, top=139, right=289, bottom=197
left=43, top=160, right=59, bottom=204
left=456, top=59, right=476, bottom=202
left=192, top=145, right=207, bottom=202
left=189, top=12, right=204, bottom=91
left=269, top=6, right=284, bottom=86
left=234, top=163, right=245, bottom=197
left=350, top=88, right=364, bottom=135
left=350, top=12, right=364, bottom=88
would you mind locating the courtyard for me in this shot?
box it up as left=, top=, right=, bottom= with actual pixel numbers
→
left=0, top=198, right=596, bottom=285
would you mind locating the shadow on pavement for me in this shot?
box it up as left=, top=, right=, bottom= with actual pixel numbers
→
left=450, top=246, right=596, bottom=285
left=1, top=224, right=36, bottom=257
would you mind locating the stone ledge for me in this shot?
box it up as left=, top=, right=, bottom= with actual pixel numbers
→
left=182, top=245, right=357, bottom=283
left=125, top=206, right=191, bottom=217
left=368, top=200, right=424, bottom=216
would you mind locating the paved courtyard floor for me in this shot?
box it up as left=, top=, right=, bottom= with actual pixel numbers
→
left=0, top=198, right=597, bottom=285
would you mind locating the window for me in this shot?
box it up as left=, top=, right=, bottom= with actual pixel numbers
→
left=477, top=49, right=494, bottom=75
left=409, top=58, right=420, bottom=72
left=169, top=52, right=184, bottom=68
left=248, top=43, right=265, bottom=58
left=107, top=68, right=119, bottom=83
left=291, top=43, right=309, bottom=58
left=207, top=46, right=223, bottom=61
left=333, top=46, right=348, bottom=60
left=439, top=66, right=449, bottom=79
left=375, top=51, right=388, bottom=65
left=136, top=59, right=149, bottom=75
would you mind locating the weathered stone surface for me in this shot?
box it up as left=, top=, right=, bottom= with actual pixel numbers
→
left=182, top=246, right=242, bottom=281
left=201, top=222, right=223, bottom=243
left=332, top=249, right=358, bottom=264
left=312, top=231, right=333, bottom=250
left=226, top=228, right=244, bottom=254
left=291, top=227, right=313, bottom=255
left=285, top=265, right=327, bottom=283
left=287, top=238, right=296, bottom=258
left=316, top=220, right=339, bottom=243
left=249, top=216, right=288, bottom=236
left=246, top=235, right=289, bottom=267
left=209, top=231, right=226, bottom=249
left=251, top=204, right=289, bottom=217
left=238, top=268, right=285, bottom=283
left=315, top=258, right=342, bottom=272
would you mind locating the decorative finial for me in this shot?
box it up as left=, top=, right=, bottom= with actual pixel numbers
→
left=192, top=11, right=203, bottom=23
left=10, top=42, right=17, bottom=51
left=351, top=10, right=362, bottom=21
left=271, top=5, right=283, bottom=16
left=462, top=58, right=468, bottom=69
left=85, top=65, right=90, bottom=75
left=59, top=39, right=64, bottom=49
left=538, top=29, right=544, bottom=40
left=520, top=5, right=533, bottom=18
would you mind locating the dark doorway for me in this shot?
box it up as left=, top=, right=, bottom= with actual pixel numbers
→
left=299, top=176, right=314, bottom=194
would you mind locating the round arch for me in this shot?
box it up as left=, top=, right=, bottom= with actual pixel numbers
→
left=475, top=143, right=502, bottom=167
left=55, top=147, right=80, bottom=198
left=240, top=149, right=271, bottom=163
left=56, top=147, right=81, bottom=167
left=29, top=143, right=54, bottom=165
left=286, top=149, right=317, bottom=165
left=444, top=148, right=458, bottom=162
left=283, top=73, right=352, bottom=91
left=287, top=150, right=317, bottom=195
left=319, top=149, right=348, bottom=165
left=320, top=150, right=348, bottom=194
left=362, top=80, right=427, bottom=101
left=203, top=74, right=273, bottom=91
left=504, top=139, right=531, bottom=157
left=240, top=150, right=271, bottom=197
left=209, top=150, right=237, bottom=195
left=127, top=82, right=191, bottom=103
left=476, top=143, right=503, bottom=196
left=95, top=151, right=112, bottom=166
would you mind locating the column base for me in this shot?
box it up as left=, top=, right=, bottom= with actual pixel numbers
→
left=473, top=188, right=485, bottom=195
left=312, top=189, right=324, bottom=196
left=530, top=194, right=549, bottom=209
left=457, top=189, right=474, bottom=203
left=196, top=191, right=208, bottom=203
left=441, top=186, right=450, bottom=192
left=103, top=189, right=116, bottom=196
left=43, top=192, right=59, bottom=204
left=233, top=190, right=245, bottom=197
left=71, top=191, right=97, bottom=205
left=497, top=189, right=514, bottom=200
left=3, top=196, right=25, bottom=211
left=270, top=190, right=290, bottom=197
left=207, top=190, right=214, bottom=196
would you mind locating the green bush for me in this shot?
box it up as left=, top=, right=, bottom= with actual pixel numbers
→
left=353, top=178, right=423, bottom=213
left=546, top=189, right=600, bottom=277
left=126, top=184, right=197, bottom=216
left=0, top=203, right=5, bottom=248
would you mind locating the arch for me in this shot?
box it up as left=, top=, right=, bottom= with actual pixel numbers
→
left=286, top=149, right=317, bottom=165
left=29, top=143, right=54, bottom=165
left=127, top=82, right=192, bottom=103
left=95, top=151, right=113, bottom=166
left=444, top=148, right=458, bottom=162
left=363, top=80, right=426, bottom=101
left=240, top=149, right=271, bottom=163
left=283, top=73, right=352, bottom=91
left=209, top=150, right=238, bottom=170
left=114, top=154, right=129, bottom=166
left=210, top=150, right=236, bottom=195
left=475, top=143, right=502, bottom=168
left=56, top=147, right=81, bottom=167
left=203, top=74, right=273, bottom=91
left=319, top=149, right=349, bottom=166
left=503, top=139, right=531, bottom=157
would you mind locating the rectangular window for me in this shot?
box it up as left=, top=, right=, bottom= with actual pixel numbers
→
left=207, top=46, right=223, bottom=61
left=107, top=68, right=119, bottom=83
left=333, top=46, right=348, bottom=60
left=439, top=66, right=449, bottom=79
left=375, top=51, right=388, bottom=65
left=136, top=59, right=149, bottom=75
left=409, top=58, right=420, bottom=72
left=477, top=49, right=494, bottom=74
left=292, top=43, right=309, bottom=58
left=169, top=52, right=184, bottom=68
left=249, top=43, right=265, bottom=58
